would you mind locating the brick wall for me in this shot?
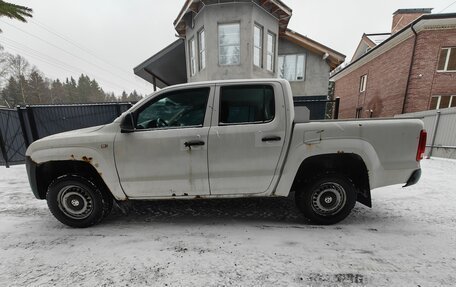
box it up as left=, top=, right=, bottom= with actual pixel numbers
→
left=334, top=28, right=456, bottom=119
left=406, top=29, right=456, bottom=112
left=334, top=37, right=414, bottom=118
left=392, top=13, right=425, bottom=34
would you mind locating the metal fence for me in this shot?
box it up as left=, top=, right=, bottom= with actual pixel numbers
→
left=1, top=97, right=340, bottom=167
left=0, top=102, right=132, bottom=167
left=0, top=108, right=27, bottom=167
left=294, top=97, right=340, bottom=120
left=396, top=107, right=456, bottom=159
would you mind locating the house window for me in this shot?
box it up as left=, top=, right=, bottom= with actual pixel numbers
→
left=437, top=47, right=456, bottom=72
left=267, top=32, right=276, bottom=72
left=198, top=29, right=206, bottom=71
left=219, top=23, right=240, bottom=65
left=359, top=74, right=368, bottom=92
left=189, top=37, right=196, bottom=76
left=278, top=54, right=305, bottom=81
left=253, top=24, right=263, bottom=67
left=430, top=95, right=456, bottom=110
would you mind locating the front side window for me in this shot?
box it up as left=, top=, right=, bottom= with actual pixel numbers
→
left=253, top=24, right=263, bottom=67
left=219, top=23, right=240, bottom=65
left=430, top=95, right=456, bottom=110
left=219, top=85, right=275, bottom=125
left=278, top=54, right=305, bottom=81
left=189, top=38, right=196, bottom=76
left=198, top=29, right=206, bottom=70
left=136, top=88, right=209, bottom=129
left=360, top=74, right=368, bottom=92
left=437, top=47, right=456, bottom=72
left=267, top=32, right=276, bottom=72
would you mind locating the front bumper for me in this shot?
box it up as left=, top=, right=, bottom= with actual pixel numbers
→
left=403, top=168, right=421, bottom=187
left=25, top=156, right=42, bottom=199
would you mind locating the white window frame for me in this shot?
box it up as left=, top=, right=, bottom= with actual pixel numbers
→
left=431, top=95, right=456, bottom=109
left=278, top=54, right=306, bottom=81
left=253, top=24, right=263, bottom=68
left=360, top=74, right=368, bottom=92
left=198, top=29, right=206, bottom=71
left=438, top=47, right=456, bottom=72
left=218, top=23, right=241, bottom=66
left=189, top=37, right=196, bottom=76
left=267, top=32, right=276, bottom=72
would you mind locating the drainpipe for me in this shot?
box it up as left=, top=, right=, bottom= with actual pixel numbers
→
left=402, top=24, right=418, bottom=114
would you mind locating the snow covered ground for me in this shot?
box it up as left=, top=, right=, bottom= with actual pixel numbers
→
left=0, top=158, right=455, bottom=286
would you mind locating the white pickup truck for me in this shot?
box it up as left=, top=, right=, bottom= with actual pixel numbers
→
left=26, top=79, right=427, bottom=228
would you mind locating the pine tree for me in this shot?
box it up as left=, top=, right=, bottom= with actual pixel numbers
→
left=27, top=69, right=49, bottom=104
left=128, top=90, right=142, bottom=102
left=1, top=76, right=20, bottom=106
left=0, top=1, right=32, bottom=32
left=121, top=91, right=128, bottom=102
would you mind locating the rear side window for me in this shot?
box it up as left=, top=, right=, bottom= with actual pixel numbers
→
left=219, top=85, right=275, bottom=125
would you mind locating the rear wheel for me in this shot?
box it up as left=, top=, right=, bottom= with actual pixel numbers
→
left=46, top=175, right=112, bottom=228
left=295, top=174, right=356, bottom=225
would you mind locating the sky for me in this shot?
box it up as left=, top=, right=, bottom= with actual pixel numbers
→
left=1, top=0, right=455, bottom=96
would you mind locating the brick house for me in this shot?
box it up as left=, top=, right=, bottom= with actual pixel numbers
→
left=330, top=9, right=456, bottom=119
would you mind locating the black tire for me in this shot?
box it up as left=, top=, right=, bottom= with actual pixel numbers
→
left=295, top=174, right=357, bottom=225
left=46, top=175, right=111, bottom=228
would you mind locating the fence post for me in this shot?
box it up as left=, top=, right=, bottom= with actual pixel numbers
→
left=26, top=106, right=39, bottom=143
left=334, top=97, right=340, bottom=119
left=427, top=110, right=441, bottom=159
left=17, top=106, right=30, bottom=147
left=0, top=129, right=9, bottom=168
left=115, top=103, right=121, bottom=117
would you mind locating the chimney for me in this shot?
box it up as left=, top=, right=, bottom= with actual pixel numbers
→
left=391, top=8, right=433, bottom=34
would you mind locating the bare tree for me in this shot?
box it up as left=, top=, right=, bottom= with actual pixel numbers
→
left=7, top=54, right=30, bottom=103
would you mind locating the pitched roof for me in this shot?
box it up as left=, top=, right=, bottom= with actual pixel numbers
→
left=331, top=13, right=456, bottom=81
left=174, top=0, right=292, bottom=37
left=281, top=29, right=346, bottom=70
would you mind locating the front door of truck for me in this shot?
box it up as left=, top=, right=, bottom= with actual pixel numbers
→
left=114, top=86, right=213, bottom=198
left=207, top=83, right=287, bottom=195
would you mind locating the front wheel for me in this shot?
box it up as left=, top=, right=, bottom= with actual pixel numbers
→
left=46, top=175, right=112, bottom=228
left=295, top=174, right=357, bottom=225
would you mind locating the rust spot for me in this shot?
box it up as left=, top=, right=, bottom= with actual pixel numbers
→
left=70, top=154, right=75, bottom=160
left=82, top=156, right=93, bottom=163
left=183, top=193, right=188, bottom=196
left=337, top=150, right=345, bottom=154
left=194, top=195, right=202, bottom=199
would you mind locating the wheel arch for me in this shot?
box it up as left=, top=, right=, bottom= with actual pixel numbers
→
left=34, top=160, right=113, bottom=200
left=292, top=153, right=372, bottom=207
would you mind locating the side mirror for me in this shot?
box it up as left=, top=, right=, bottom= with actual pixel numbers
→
left=120, top=112, right=135, bottom=133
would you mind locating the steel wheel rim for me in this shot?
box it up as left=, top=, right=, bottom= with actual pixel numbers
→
left=311, top=182, right=346, bottom=216
left=57, top=185, right=93, bottom=220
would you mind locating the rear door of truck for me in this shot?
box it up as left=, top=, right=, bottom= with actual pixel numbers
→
left=207, top=82, right=288, bottom=195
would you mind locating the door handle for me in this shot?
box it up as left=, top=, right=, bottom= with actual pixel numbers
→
left=184, top=140, right=205, bottom=148
left=262, top=136, right=281, bottom=142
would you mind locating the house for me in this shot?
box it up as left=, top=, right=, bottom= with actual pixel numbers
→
left=134, top=0, right=345, bottom=105
left=331, top=9, right=456, bottom=119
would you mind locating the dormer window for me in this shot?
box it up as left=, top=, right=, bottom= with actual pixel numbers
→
left=253, top=24, right=263, bottom=68
left=219, top=23, right=240, bottom=65
left=189, top=37, right=196, bottom=76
